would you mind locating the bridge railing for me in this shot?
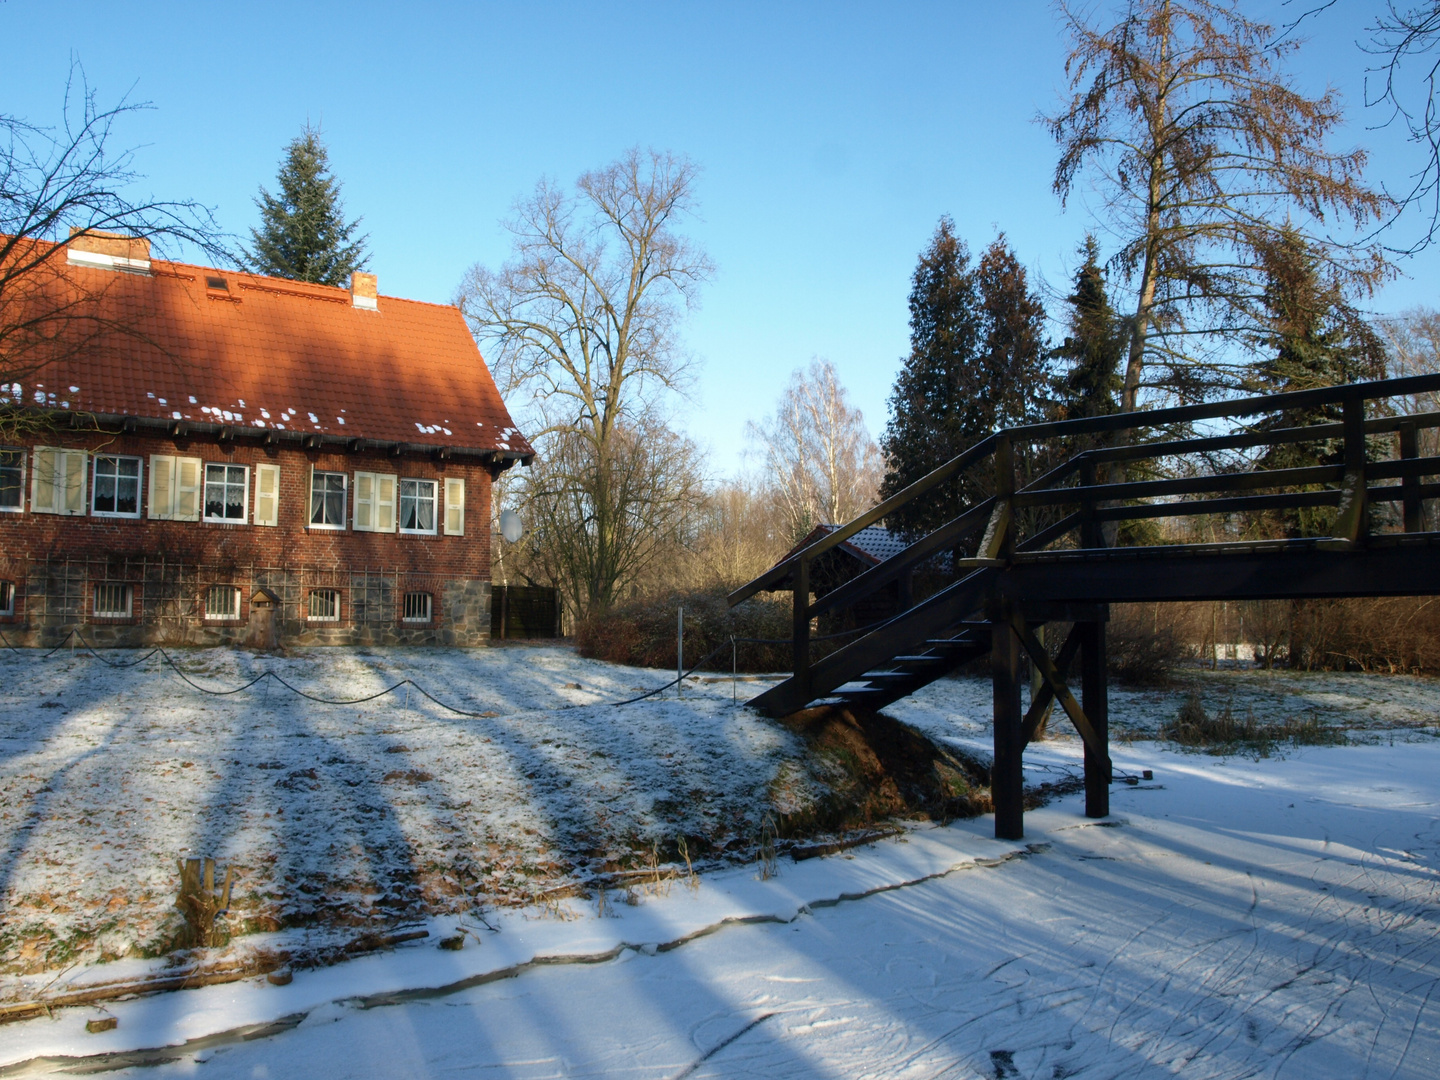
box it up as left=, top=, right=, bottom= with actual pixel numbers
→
left=728, top=374, right=1440, bottom=698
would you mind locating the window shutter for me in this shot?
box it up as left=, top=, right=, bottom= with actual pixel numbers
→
left=255, top=464, right=280, bottom=526
left=149, top=455, right=175, bottom=519
left=31, top=448, right=58, bottom=513
left=444, top=477, right=465, bottom=536
left=176, top=457, right=202, bottom=521
left=61, top=450, right=87, bottom=515
left=377, top=474, right=397, bottom=532
left=354, top=472, right=375, bottom=531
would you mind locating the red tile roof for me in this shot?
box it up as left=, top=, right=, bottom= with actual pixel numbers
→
left=1, top=240, right=532, bottom=460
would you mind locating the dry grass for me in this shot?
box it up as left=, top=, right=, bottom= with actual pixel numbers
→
left=1160, top=694, right=1347, bottom=755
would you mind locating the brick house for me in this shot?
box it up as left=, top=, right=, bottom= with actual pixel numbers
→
left=0, top=232, right=533, bottom=647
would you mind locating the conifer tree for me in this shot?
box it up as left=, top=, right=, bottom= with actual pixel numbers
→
left=1051, top=237, right=1123, bottom=424
left=246, top=126, right=367, bottom=285
left=1250, top=227, right=1386, bottom=537
left=880, top=220, right=1048, bottom=538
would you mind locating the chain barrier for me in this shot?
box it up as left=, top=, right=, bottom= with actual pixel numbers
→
left=0, top=627, right=749, bottom=715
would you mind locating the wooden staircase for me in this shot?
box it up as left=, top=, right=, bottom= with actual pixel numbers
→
left=728, top=373, right=1440, bottom=840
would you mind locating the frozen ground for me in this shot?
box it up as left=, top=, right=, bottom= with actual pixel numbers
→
left=1, top=646, right=1438, bottom=1077
left=0, top=739, right=1437, bottom=1078
left=0, top=645, right=804, bottom=976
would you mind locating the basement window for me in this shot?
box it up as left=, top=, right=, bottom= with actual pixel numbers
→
left=205, top=585, right=241, bottom=621
left=0, top=581, right=13, bottom=616
left=93, top=583, right=132, bottom=619
left=402, top=592, right=432, bottom=623
left=307, top=588, right=340, bottom=622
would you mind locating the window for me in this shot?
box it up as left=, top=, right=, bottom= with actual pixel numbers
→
left=0, top=581, right=13, bottom=617
left=307, top=588, right=340, bottom=622
left=353, top=472, right=397, bottom=532
left=149, top=455, right=202, bottom=521
left=92, top=455, right=142, bottom=517
left=254, top=464, right=280, bottom=526
left=402, top=592, right=432, bottom=623
left=31, top=447, right=87, bottom=515
left=400, top=478, right=437, bottom=534
left=93, top=583, right=132, bottom=619
left=310, top=471, right=346, bottom=528
left=204, top=463, right=248, bottom=523
left=205, top=585, right=241, bottom=620
left=0, top=448, right=22, bottom=512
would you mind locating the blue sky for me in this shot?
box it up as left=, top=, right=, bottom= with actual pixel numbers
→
left=5, top=1, right=1438, bottom=476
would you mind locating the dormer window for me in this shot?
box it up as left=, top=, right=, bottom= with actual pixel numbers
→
left=205, top=276, right=229, bottom=291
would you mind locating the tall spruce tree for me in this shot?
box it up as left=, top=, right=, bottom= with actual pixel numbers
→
left=1051, top=237, right=1123, bottom=424
left=880, top=219, right=1048, bottom=538
left=246, top=126, right=368, bottom=285
left=1250, top=226, right=1386, bottom=536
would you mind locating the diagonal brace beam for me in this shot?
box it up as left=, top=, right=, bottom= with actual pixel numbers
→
left=1010, top=612, right=1112, bottom=774
left=1020, top=623, right=1083, bottom=745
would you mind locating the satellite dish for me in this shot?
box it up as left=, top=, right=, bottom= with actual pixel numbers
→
left=499, top=509, right=524, bottom=543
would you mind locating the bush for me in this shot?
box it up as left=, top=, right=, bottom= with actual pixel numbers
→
left=1106, top=603, right=1193, bottom=686
left=578, top=588, right=822, bottom=673
left=1160, top=693, right=1345, bottom=754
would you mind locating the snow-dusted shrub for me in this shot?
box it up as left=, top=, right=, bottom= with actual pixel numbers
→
left=576, top=588, right=804, bottom=672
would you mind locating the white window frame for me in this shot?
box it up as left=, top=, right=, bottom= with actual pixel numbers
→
left=0, top=580, right=14, bottom=616
left=401, top=591, right=433, bottom=623
left=0, top=447, right=24, bottom=513
left=204, top=584, right=242, bottom=621
left=203, top=463, right=250, bottom=524
left=92, top=582, right=133, bottom=619
left=307, top=588, right=340, bottom=622
left=399, top=478, right=439, bottom=535
left=309, top=469, right=347, bottom=530
left=91, top=454, right=143, bottom=518
left=31, top=447, right=88, bottom=515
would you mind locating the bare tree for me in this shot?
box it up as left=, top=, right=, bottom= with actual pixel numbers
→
left=1047, top=0, right=1392, bottom=410
left=519, top=419, right=705, bottom=616
left=1378, top=306, right=1440, bottom=468
left=683, top=475, right=792, bottom=590
left=1, top=72, right=226, bottom=430
left=748, top=358, right=881, bottom=543
left=457, top=149, right=713, bottom=612
left=1361, top=3, right=1440, bottom=248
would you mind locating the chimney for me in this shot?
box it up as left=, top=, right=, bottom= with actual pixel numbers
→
left=350, top=271, right=378, bottom=310
left=66, top=228, right=152, bottom=274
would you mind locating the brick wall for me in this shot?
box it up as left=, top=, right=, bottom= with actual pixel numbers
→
left=0, top=429, right=501, bottom=647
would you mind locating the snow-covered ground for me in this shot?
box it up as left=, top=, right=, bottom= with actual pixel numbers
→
left=0, top=646, right=804, bottom=977
left=1, top=645, right=1438, bottom=1077
left=2, top=738, right=1437, bottom=1078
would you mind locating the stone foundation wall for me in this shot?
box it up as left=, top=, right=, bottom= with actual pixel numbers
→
left=0, top=557, right=491, bottom=648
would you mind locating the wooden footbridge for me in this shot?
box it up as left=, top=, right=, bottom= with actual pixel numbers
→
left=728, top=375, right=1440, bottom=839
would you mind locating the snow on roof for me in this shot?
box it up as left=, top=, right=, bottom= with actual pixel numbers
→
left=1, top=239, right=532, bottom=457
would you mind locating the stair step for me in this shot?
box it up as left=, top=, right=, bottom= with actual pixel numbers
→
left=892, top=654, right=948, bottom=664
left=924, top=637, right=981, bottom=649
left=862, top=672, right=918, bottom=683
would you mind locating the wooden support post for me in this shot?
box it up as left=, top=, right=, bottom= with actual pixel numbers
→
left=1079, top=458, right=1102, bottom=549
left=991, top=605, right=1024, bottom=841
left=1400, top=420, right=1423, bottom=534
left=793, top=556, right=811, bottom=702
left=1327, top=396, right=1369, bottom=546
left=1079, top=618, right=1109, bottom=819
